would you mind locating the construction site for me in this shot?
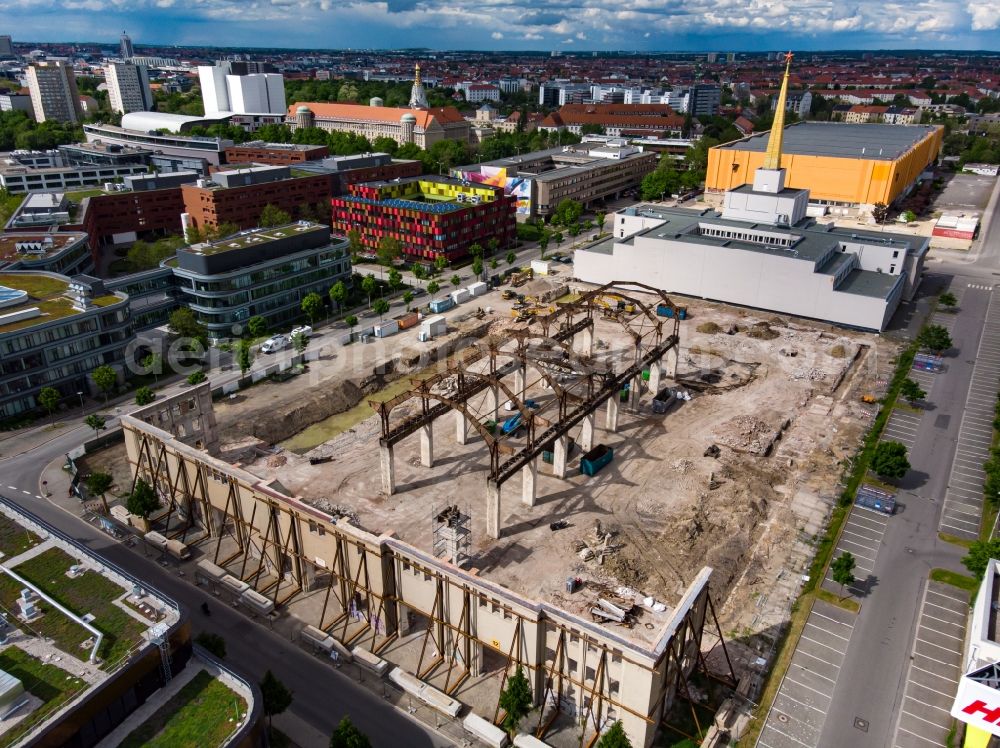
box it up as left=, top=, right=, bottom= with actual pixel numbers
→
left=101, top=276, right=893, bottom=747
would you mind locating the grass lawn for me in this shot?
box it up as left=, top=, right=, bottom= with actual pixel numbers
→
left=939, top=531, right=975, bottom=549
left=815, top=587, right=861, bottom=613
left=14, top=547, right=148, bottom=667
left=930, top=568, right=978, bottom=592
left=0, top=273, right=67, bottom=299
left=0, top=573, right=92, bottom=657
left=119, top=669, right=247, bottom=748
left=0, top=515, right=40, bottom=559
left=0, top=646, right=87, bottom=748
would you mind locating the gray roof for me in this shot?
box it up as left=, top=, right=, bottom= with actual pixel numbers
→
left=715, top=122, right=940, bottom=161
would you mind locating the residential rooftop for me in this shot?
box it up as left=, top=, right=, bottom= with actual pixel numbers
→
left=714, top=121, right=942, bottom=161
left=183, top=222, right=328, bottom=256
left=0, top=232, right=87, bottom=265
left=0, top=271, right=124, bottom=335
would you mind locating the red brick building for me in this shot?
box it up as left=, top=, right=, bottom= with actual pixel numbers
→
left=223, top=141, right=329, bottom=165
left=331, top=176, right=515, bottom=262
left=70, top=188, right=186, bottom=262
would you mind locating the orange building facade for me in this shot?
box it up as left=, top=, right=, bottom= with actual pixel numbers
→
left=706, top=123, right=943, bottom=211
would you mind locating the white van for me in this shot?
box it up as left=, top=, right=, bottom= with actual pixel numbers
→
left=260, top=334, right=289, bottom=353
left=290, top=325, right=313, bottom=339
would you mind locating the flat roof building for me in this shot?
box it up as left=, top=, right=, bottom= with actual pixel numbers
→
left=539, top=103, right=685, bottom=138
left=83, top=123, right=234, bottom=167
left=0, top=231, right=93, bottom=276
left=105, top=61, right=153, bottom=114
left=287, top=101, right=470, bottom=149
left=223, top=141, right=329, bottom=165
left=25, top=61, right=82, bottom=124
left=706, top=121, right=944, bottom=213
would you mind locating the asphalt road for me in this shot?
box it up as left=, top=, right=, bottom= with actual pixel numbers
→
left=0, top=432, right=450, bottom=748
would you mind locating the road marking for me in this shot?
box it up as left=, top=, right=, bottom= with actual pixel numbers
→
left=912, top=651, right=961, bottom=670
left=924, top=600, right=968, bottom=617
left=903, top=695, right=953, bottom=715
left=776, top=690, right=827, bottom=714
left=900, top=708, right=952, bottom=728
left=896, top=726, right=945, bottom=745
left=782, top=675, right=835, bottom=699
left=804, top=622, right=850, bottom=642
left=920, top=612, right=966, bottom=628
left=910, top=664, right=955, bottom=680
left=810, top=611, right=855, bottom=629
left=916, top=637, right=960, bottom=654
left=927, top=587, right=971, bottom=604
left=760, top=725, right=815, bottom=748
left=6, top=485, right=16, bottom=491
left=918, top=624, right=964, bottom=642
left=792, top=653, right=839, bottom=680
left=20, top=490, right=30, bottom=495
left=906, top=679, right=958, bottom=700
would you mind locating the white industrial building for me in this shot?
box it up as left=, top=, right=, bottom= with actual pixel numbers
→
left=574, top=54, right=927, bottom=333
left=198, top=63, right=286, bottom=117
left=105, top=62, right=153, bottom=114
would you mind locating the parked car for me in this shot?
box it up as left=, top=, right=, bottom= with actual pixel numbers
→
left=290, top=325, right=313, bottom=339
left=260, top=334, right=289, bottom=353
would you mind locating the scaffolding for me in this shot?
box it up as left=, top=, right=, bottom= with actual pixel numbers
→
left=431, top=504, right=471, bottom=568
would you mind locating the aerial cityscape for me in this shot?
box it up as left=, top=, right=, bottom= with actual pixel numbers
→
left=0, top=5, right=998, bottom=748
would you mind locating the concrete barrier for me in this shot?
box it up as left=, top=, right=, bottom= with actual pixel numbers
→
left=352, top=646, right=389, bottom=676
left=388, top=667, right=462, bottom=718
left=513, top=734, right=551, bottom=747
left=463, top=713, right=508, bottom=747
left=240, top=588, right=275, bottom=614
left=220, top=574, right=250, bottom=595
left=300, top=625, right=335, bottom=653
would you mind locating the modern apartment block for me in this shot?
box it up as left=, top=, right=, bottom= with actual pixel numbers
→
left=180, top=165, right=331, bottom=234
left=26, top=61, right=83, bottom=124
left=292, top=151, right=423, bottom=195
left=199, top=62, right=286, bottom=116
left=331, top=176, right=515, bottom=262
left=0, top=92, right=33, bottom=115
left=0, top=271, right=131, bottom=418
left=0, top=232, right=94, bottom=276
left=168, top=223, right=350, bottom=337
left=83, top=122, right=234, bottom=168
left=105, top=62, right=153, bottom=114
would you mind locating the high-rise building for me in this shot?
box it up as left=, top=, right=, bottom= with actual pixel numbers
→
left=198, top=62, right=285, bottom=116
left=105, top=62, right=152, bottom=114
left=687, top=84, right=721, bottom=116
left=26, top=61, right=82, bottom=124
left=0, top=35, right=13, bottom=57
left=119, top=30, right=134, bottom=60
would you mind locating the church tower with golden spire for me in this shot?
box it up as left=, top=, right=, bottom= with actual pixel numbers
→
left=409, top=62, right=429, bottom=109
left=721, top=51, right=810, bottom=226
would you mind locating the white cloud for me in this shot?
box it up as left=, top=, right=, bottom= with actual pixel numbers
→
left=491, top=31, right=504, bottom=38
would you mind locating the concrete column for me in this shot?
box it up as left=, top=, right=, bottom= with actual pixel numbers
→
left=522, top=459, right=537, bottom=507
left=649, top=363, right=662, bottom=396
left=396, top=600, right=411, bottom=635
left=470, top=640, right=484, bottom=677
left=606, top=395, right=619, bottom=432
left=484, top=385, right=500, bottom=421
left=579, top=326, right=593, bottom=357
left=553, top=435, right=569, bottom=479
left=665, top=345, right=679, bottom=379
left=379, top=443, right=395, bottom=495
left=514, top=366, right=526, bottom=401
left=630, top=374, right=643, bottom=410
left=486, top=480, right=501, bottom=539
left=455, top=410, right=468, bottom=445
left=420, top=424, right=433, bottom=468
left=580, top=413, right=595, bottom=453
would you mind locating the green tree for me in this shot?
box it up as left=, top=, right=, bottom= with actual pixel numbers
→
left=372, top=297, right=390, bottom=320
left=900, top=378, right=926, bottom=405
left=125, top=236, right=185, bottom=271
left=187, top=370, right=207, bottom=385
left=963, top=539, right=1000, bottom=580
left=490, top=257, right=499, bottom=270
left=247, top=315, right=267, bottom=338
left=329, top=280, right=348, bottom=311
left=450, top=273, right=461, bottom=289
left=831, top=551, right=857, bottom=597
left=434, top=255, right=448, bottom=275
left=427, top=280, right=440, bottom=299
left=302, top=291, right=324, bottom=323
left=871, top=441, right=910, bottom=480
left=553, top=231, right=563, bottom=248
left=84, top=413, right=106, bottom=435
left=917, top=324, right=952, bottom=353
left=237, top=338, right=254, bottom=377
left=142, top=353, right=162, bottom=386
left=468, top=242, right=484, bottom=258
left=337, top=83, right=360, bottom=102
left=568, top=224, right=580, bottom=244
left=411, top=263, right=426, bottom=280
left=499, top=665, right=532, bottom=736
left=487, top=237, right=500, bottom=257
left=258, top=203, right=292, bottom=228
left=403, top=290, right=414, bottom=310
left=38, top=387, right=60, bottom=415
left=291, top=331, right=307, bottom=356
left=538, top=235, right=549, bottom=259
left=347, top=228, right=364, bottom=259
left=260, top=670, right=293, bottom=730
left=871, top=202, right=889, bottom=224
left=168, top=307, right=208, bottom=351
left=195, top=632, right=226, bottom=658
left=361, top=274, right=377, bottom=307
left=91, top=365, right=117, bottom=406
left=596, top=721, right=632, bottom=748
left=344, top=315, right=358, bottom=337
left=472, top=257, right=483, bottom=277
left=387, top=268, right=403, bottom=291
left=85, top=471, right=114, bottom=513
left=135, top=386, right=155, bottom=406
left=330, top=716, right=372, bottom=748
left=939, top=291, right=958, bottom=310
left=595, top=211, right=606, bottom=234
left=552, top=198, right=582, bottom=226
left=126, top=477, right=160, bottom=519
left=506, top=250, right=517, bottom=266
left=377, top=236, right=402, bottom=266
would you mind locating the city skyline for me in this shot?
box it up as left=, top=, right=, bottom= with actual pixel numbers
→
left=2, top=0, right=999, bottom=53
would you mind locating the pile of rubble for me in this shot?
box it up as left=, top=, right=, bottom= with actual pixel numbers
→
left=575, top=521, right=622, bottom=565
left=791, top=367, right=827, bottom=382
left=714, top=415, right=781, bottom=455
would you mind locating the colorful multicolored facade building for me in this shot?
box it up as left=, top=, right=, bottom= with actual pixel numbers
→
left=330, top=176, right=516, bottom=262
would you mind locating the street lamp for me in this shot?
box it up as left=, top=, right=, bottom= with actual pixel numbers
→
left=77, top=391, right=85, bottom=413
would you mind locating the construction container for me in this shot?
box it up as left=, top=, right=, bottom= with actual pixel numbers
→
left=420, top=315, right=447, bottom=339
left=656, top=303, right=687, bottom=320
left=580, top=444, right=614, bottom=476
left=652, top=387, right=677, bottom=414
left=531, top=259, right=551, bottom=275
left=467, top=281, right=488, bottom=297
left=394, top=311, right=419, bottom=329
left=542, top=437, right=576, bottom=464
left=429, top=296, right=455, bottom=314
left=451, top=288, right=471, bottom=305
left=374, top=320, right=399, bottom=338
left=855, top=484, right=896, bottom=514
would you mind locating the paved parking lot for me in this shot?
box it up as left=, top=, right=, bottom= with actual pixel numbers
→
left=940, top=290, right=1000, bottom=540
left=821, top=509, right=888, bottom=596
left=891, top=581, right=970, bottom=748
left=757, top=601, right=856, bottom=748
left=935, top=173, right=996, bottom=211
left=882, top=409, right=923, bottom=450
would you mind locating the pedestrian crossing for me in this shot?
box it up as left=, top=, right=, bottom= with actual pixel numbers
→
left=967, top=283, right=994, bottom=291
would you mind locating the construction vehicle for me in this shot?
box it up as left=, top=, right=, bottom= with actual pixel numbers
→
left=501, top=289, right=517, bottom=300
left=594, top=295, right=635, bottom=315
left=860, top=393, right=877, bottom=404
left=509, top=268, right=534, bottom=287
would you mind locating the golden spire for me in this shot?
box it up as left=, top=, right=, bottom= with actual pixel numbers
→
left=414, top=63, right=421, bottom=87
left=763, top=51, right=793, bottom=170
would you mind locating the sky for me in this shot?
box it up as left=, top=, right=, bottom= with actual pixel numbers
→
left=2, top=0, right=999, bottom=52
